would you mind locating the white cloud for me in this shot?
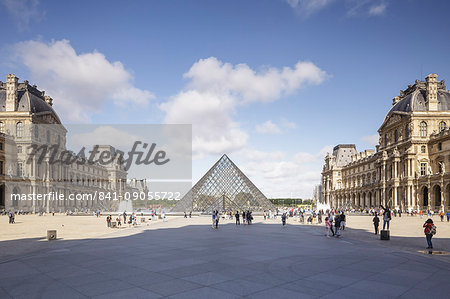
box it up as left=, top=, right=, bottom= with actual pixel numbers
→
left=362, top=134, right=379, bottom=146
left=68, top=126, right=142, bottom=150
left=256, top=120, right=282, bottom=134
left=160, top=57, right=327, bottom=157
left=280, top=118, right=297, bottom=129
left=0, top=0, right=42, bottom=30
left=347, top=0, right=388, bottom=17
left=240, top=149, right=285, bottom=162
left=160, top=90, right=247, bottom=157
left=368, top=3, right=387, bottom=16
left=11, top=39, right=155, bottom=122
left=184, top=57, right=327, bottom=103
left=240, top=145, right=332, bottom=198
left=285, top=0, right=335, bottom=17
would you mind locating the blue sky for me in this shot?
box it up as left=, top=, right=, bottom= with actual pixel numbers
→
left=1, top=0, right=449, bottom=198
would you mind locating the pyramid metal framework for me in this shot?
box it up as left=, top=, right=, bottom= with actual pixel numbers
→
left=172, top=155, right=275, bottom=213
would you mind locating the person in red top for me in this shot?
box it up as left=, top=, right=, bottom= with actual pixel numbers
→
left=423, top=219, right=435, bottom=249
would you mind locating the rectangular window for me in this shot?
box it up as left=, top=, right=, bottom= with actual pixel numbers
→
left=0, top=161, right=3, bottom=174
left=17, top=162, right=23, bottom=177
left=420, top=163, right=427, bottom=176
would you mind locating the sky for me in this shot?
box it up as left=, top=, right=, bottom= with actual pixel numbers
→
left=0, top=0, right=449, bottom=198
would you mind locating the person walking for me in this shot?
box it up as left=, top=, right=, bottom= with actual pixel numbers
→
left=242, top=211, right=246, bottom=225
left=439, top=211, right=445, bottom=222
left=340, top=212, right=346, bottom=230
left=235, top=211, right=240, bottom=225
left=423, top=219, right=436, bottom=249
left=373, top=213, right=380, bottom=235
left=106, top=215, right=111, bottom=227
left=325, top=217, right=331, bottom=238
left=281, top=213, right=287, bottom=226
left=446, top=210, right=450, bottom=222
left=212, top=210, right=216, bottom=228
left=329, top=214, right=335, bottom=236
left=215, top=210, right=219, bottom=229
left=334, top=214, right=341, bottom=237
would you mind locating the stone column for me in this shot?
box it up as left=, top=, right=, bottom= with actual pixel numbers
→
left=428, top=185, right=432, bottom=211
left=393, top=186, right=398, bottom=209
left=407, top=185, right=411, bottom=209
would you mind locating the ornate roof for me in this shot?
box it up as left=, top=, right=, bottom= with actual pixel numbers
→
left=384, top=78, right=450, bottom=120
left=0, top=80, right=61, bottom=124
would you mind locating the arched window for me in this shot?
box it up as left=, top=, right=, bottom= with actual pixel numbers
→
left=16, top=122, right=23, bottom=138
left=394, top=130, right=398, bottom=142
left=405, top=124, right=409, bottom=138
left=420, top=121, right=427, bottom=137
left=439, top=121, right=447, bottom=132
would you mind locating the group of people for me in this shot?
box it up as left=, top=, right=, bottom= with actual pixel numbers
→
left=236, top=210, right=253, bottom=225
left=210, top=210, right=254, bottom=228
left=324, top=212, right=346, bottom=237
left=106, top=212, right=139, bottom=227
left=371, top=206, right=438, bottom=249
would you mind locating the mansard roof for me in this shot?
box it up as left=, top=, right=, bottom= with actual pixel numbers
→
left=384, top=78, right=450, bottom=120
left=0, top=80, right=61, bottom=124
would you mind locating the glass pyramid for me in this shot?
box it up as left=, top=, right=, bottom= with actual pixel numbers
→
left=172, top=154, right=275, bottom=213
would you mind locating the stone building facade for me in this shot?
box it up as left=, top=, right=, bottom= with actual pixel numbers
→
left=322, top=74, right=450, bottom=212
left=0, top=74, right=129, bottom=212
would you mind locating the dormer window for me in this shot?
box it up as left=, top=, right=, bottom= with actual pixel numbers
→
left=439, top=121, right=446, bottom=132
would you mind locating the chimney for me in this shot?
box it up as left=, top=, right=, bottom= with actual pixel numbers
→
left=5, top=74, right=18, bottom=111
left=426, top=73, right=438, bottom=111
left=44, top=96, right=53, bottom=106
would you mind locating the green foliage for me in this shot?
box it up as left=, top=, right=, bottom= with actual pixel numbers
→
left=269, top=198, right=306, bottom=206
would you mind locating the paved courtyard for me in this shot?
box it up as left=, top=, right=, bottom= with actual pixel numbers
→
left=0, top=215, right=449, bottom=298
